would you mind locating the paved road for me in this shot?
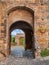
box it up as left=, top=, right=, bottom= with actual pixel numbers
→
left=0, top=46, right=49, bottom=65
left=11, top=46, right=25, bottom=57
left=11, top=46, right=33, bottom=58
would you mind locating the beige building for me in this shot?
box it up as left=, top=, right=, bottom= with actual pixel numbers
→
left=0, top=0, right=49, bottom=58
left=15, top=34, right=25, bottom=45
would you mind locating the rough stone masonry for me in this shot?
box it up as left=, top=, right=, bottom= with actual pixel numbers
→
left=0, top=0, right=49, bottom=58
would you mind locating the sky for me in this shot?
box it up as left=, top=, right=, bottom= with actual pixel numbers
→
left=11, top=29, right=24, bottom=36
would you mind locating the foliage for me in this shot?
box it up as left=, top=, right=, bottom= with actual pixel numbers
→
left=20, top=37, right=25, bottom=45
left=11, top=36, right=15, bottom=43
left=40, top=48, right=49, bottom=57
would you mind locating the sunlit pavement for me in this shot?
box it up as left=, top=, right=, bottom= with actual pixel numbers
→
left=0, top=46, right=49, bottom=65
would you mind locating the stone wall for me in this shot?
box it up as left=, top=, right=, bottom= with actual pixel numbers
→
left=0, top=0, right=49, bottom=58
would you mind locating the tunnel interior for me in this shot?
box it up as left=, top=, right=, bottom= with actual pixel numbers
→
left=9, top=21, right=35, bottom=58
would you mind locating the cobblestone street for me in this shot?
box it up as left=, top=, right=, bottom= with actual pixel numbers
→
left=11, top=46, right=34, bottom=58
left=0, top=55, right=49, bottom=65
left=0, top=46, right=49, bottom=65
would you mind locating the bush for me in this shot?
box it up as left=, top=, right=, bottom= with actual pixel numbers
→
left=40, top=48, right=49, bottom=57
left=11, top=36, right=15, bottom=43
left=20, top=38, right=25, bottom=45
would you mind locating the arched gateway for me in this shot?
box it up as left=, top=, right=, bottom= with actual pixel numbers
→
left=0, top=0, right=48, bottom=58
left=6, top=6, right=35, bottom=58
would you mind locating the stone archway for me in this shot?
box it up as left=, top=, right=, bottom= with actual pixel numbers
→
left=6, top=6, right=35, bottom=58
left=0, top=0, right=48, bottom=59
left=8, top=21, right=35, bottom=58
